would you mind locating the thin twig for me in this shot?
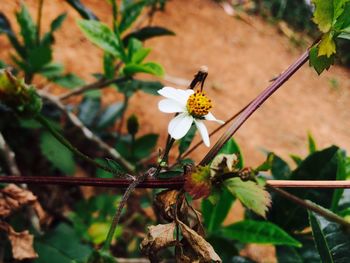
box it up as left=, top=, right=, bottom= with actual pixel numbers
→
left=269, top=186, right=350, bottom=229
left=199, top=49, right=310, bottom=166
left=0, top=132, right=20, bottom=176
left=39, top=91, right=135, bottom=174
left=58, top=76, right=129, bottom=101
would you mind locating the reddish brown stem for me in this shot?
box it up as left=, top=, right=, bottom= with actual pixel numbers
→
left=2, top=176, right=350, bottom=189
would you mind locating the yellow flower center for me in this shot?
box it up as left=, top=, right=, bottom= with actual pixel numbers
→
left=186, top=90, right=212, bottom=118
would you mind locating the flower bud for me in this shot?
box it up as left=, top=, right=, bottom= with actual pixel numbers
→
left=127, top=114, right=139, bottom=136
left=0, top=70, right=42, bottom=118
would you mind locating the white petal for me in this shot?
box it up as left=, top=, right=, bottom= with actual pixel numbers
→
left=168, top=113, right=193, bottom=140
left=158, top=99, right=186, bottom=113
left=158, top=86, right=194, bottom=106
left=194, top=120, right=210, bottom=147
left=204, top=112, right=225, bottom=124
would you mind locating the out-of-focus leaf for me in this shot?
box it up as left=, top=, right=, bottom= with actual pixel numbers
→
left=103, top=52, right=115, bottom=79
left=87, top=222, right=122, bottom=245
left=87, top=250, right=117, bottom=263
left=0, top=12, right=25, bottom=56
left=96, top=102, right=123, bottom=129
left=123, top=62, right=165, bottom=77
left=225, top=178, right=271, bottom=218
left=52, top=73, right=85, bottom=89
left=290, top=154, right=303, bottom=166
left=65, top=0, right=99, bottom=20
left=179, top=125, right=196, bottom=156
left=309, top=211, right=350, bottom=262
left=308, top=132, right=317, bottom=153
left=201, top=187, right=235, bottom=234
left=271, top=154, right=291, bottom=179
left=78, top=20, right=122, bottom=58
left=268, top=146, right=339, bottom=231
left=27, top=44, right=52, bottom=72
left=119, top=1, right=146, bottom=33
left=309, top=46, right=335, bottom=75
left=331, top=150, right=347, bottom=212
left=123, top=26, right=175, bottom=45
left=219, top=220, right=301, bottom=247
left=39, top=63, right=64, bottom=79
left=134, top=79, right=163, bottom=95
left=41, top=13, right=67, bottom=45
left=133, top=133, right=158, bottom=159
left=78, top=96, right=101, bottom=126
left=39, top=131, right=75, bottom=175
left=34, top=223, right=92, bottom=263
left=16, top=4, right=37, bottom=48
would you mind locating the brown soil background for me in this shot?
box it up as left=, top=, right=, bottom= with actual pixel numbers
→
left=2, top=0, right=350, bottom=168
left=1, top=1, right=350, bottom=262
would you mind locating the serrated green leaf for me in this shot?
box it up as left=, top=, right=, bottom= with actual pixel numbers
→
left=78, top=20, right=122, bottom=58
left=219, top=220, right=301, bottom=247
left=319, top=32, right=336, bottom=57
left=123, top=62, right=165, bottom=76
left=40, top=131, right=76, bottom=175
left=201, top=187, right=235, bottom=234
left=123, top=26, right=175, bottom=45
left=224, top=178, right=271, bottom=218
left=309, top=210, right=350, bottom=263
left=16, top=3, right=37, bottom=48
left=309, top=46, right=335, bottom=75
left=119, top=1, right=145, bottom=33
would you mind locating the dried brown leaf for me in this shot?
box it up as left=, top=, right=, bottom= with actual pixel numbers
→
left=154, top=189, right=181, bottom=221
left=184, top=166, right=212, bottom=200
left=140, top=222, right=176, bottom=258
left=0, top=184, right=37, bottom=218
left=0, top=221, right=38, bottom=260
left=178, top=220, right=221, bottom=263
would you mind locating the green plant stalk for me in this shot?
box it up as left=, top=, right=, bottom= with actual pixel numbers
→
left=154, top=136, right=175, bottom=177
left=36, top=114, right=122, bottom=175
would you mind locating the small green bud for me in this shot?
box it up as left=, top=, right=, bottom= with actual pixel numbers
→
left=127, top=114, right=139, bottom=136
left=0, top=70, right=42, bottom=118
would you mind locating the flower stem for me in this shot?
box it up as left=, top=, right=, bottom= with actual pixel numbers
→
left=199, top=49, right=310, bottom=166
left=36, top=114, right=122, bottom=175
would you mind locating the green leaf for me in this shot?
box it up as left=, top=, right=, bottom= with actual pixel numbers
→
left=52, top=73, right=86, bottom=89
left=96, top=102, right=124, bottom=129
left=41, top=13, right=67, bottom=45
left=331, top=150, right=347, bottom=212
left=268, top=146, right=339, bottom=231
left=224, top=178, right=271, bottom=218
left=27, top=44, right=52, bottom=72
left=309, top=211, right=350, bottom=262
left=40, top=131, right=76, bottom=175
left=131, top=48, right=151, bottom=64
left=179, top=125, right=196, bottom=156
left=201, top=187, right=235, bottom=234
left=39, top=63, right=64, bottom=79
left=0, top=12, right=25, bottom=57
left=123, top=62, right=165, bottom=77
left=123, top=26, right=175, bottom=45
left=133, top=133, right=158, bottom=159
left=78, top=20, right=122, bottom=58
left=78, top=96, right=101, bottom=126
left=218, top=138, right=244, bottom=169
left=65, top=0, right=98, bottom=20
left=309, top=46, right=335, bottom=75
left=219, top=220, right=301, bottom=247
left=290, top=154, right=303, bottom=166
left=308, top=132, right=317, bottom=153
left=339, top=32, right=350, bottom=40
left=103, top=52, right=115, bottom=79
left=119, top=1, right=146, bottom=33
left=318, top=32, right=336, bottom=57
left=34, top=223, right=92, bottom=263
left=16, top=3, right=37, bottom=48
left=271, top=153, right=291, bottom=179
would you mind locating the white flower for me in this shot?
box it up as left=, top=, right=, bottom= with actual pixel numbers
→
left=158, top=86, right=224, bottom=147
